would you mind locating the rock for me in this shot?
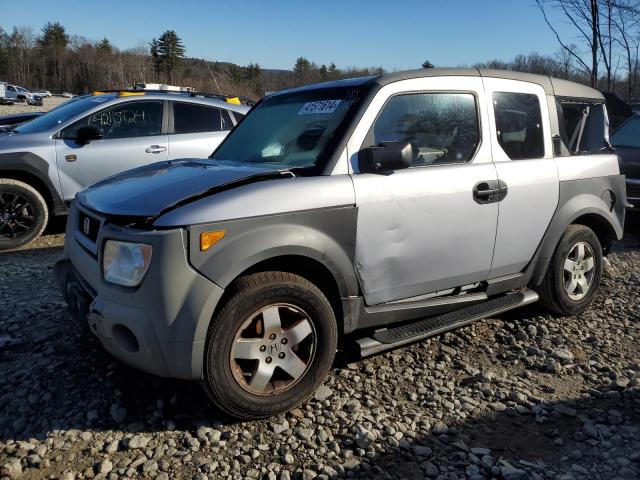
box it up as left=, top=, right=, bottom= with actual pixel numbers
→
left=500, top=461, right=527, bottom=480
left=143, top=459, right=158, bottom=473
left=412, top=445, right=432, bottom=457
left=127, top=434, right=150, bottom=450
left=1, top=459, right=22, bottom=479
left=553, top=348, right=574, bottom=363
left=314, top=385, right=333, bottom=401
left=283, top=453, right=294, bottom=464
left=294, top=427, right=313, bottom=441
left=432, top=421, right=449, bottom=434
left=355, top=430, right=375, bottom=449
left=271, top=420, right=290, bottom=435
left=110, top=403, right=127, bottom=423
left=104, top=440, right=119, bottom=454
left=196, top=426, right=213, bottom=442
left=97, top=458, right=113, bottom=474
left=186, top=437, right=201, bottom=450
left=302, top=470, right=316, bottom=480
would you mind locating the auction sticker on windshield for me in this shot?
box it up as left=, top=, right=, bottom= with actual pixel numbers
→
left=298, top=100, right=342, bottom=115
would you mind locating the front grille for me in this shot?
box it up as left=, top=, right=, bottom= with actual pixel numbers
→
left=78, top=211, right=101, bottom=243
left=627, top=182, right=640, bottom=199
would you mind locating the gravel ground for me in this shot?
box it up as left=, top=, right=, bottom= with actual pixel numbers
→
left=0, top=97, right=68, bottom=116
left=0, top=217, right=639, bottom=480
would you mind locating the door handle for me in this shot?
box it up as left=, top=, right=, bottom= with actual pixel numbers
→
left=473, top=180, right=508, bottom=204
left=145, top=145, right=166, bottom=154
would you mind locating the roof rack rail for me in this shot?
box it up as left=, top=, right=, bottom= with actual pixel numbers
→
left=90, top=89, right=256, bottom=106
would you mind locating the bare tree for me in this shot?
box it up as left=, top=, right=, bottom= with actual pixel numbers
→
left=536, top=0, right=601, bottom=87
left=611, top=0, right=640, bottom=98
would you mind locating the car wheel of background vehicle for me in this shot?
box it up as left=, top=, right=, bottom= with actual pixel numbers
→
left=537, top=225, right=603, bottom=316
left=0, top=179, right=49, bottom=251
left=202, top=271, right=338, bottom=419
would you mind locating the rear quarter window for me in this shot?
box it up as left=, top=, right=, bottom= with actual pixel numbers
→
left=173, top=102, right=233, bottom=134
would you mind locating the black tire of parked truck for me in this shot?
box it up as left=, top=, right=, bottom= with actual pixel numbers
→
left=202, top=271, right=338, bottom=419
left=537, top=225, right=603, bottom=316
left=0, top=179, right=49, bottom=251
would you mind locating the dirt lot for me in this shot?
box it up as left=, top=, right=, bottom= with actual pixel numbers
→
left=0, top=97, right=67, bottom=116
left=0, top=217, right=639, bottom=480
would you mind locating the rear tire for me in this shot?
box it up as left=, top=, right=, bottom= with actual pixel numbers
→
left=202, top=271, right=337, bottom=419
left=0, top=179, right=48, bottom=251
left=537, top=225, right=603, bottom=316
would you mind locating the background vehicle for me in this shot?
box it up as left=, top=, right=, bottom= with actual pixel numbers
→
left=0, top=90, right=250, bottom=249
left=57, top=69, right=625, bottom=419
left=611, top=114, right=640, bottom=208
left=0, top=112, right=44, bottom=132
left=34, top=90, right=52, bottom=97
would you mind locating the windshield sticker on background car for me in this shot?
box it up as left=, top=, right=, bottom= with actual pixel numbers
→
left=298, top=100, right=342, bottom=115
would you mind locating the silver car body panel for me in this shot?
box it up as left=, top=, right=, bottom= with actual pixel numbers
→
left=0, top=93, right=249, bottom=206
left=154, top=175, right=355, bottom=227
left=344, top=76, right=499, bottom=304
left=482, top=77, right=560, bottom=278
left=556, top=153, right=620, bottom=181
left=55, top=134, right=170, bottom=199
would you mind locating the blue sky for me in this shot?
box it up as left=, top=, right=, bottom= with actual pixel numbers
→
left=2, top=0, right=575, bottom=71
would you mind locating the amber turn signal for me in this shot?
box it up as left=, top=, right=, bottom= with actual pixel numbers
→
left=200, top=231, right=226, bottom=251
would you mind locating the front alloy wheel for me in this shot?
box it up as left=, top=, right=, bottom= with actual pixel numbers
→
left=0, top=179, right=48, bottom=251
left=203, top=272, right=337, bottom=419
left=230, top=304, right=317, bottom=396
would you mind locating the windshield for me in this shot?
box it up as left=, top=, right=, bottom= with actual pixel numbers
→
left=211, top=86, right=367, bottom=171
left=15, top=94, right=116, bottom=134
left=611, top=116, right=640, bottom=148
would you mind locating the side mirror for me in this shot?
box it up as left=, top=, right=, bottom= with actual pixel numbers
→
left=75, top=125, right=103, bottom=145
left=358, top=141, right=413, bottom=173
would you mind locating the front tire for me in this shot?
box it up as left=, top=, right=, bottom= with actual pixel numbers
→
left=202, top=272, right=337, bottom=419
left=0, top=179, right=49, bottom=251
left=537, top=225, right=603, bottom=315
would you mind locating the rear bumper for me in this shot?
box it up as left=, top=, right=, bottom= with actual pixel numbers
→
left=56, top=204, right=225, bottom=380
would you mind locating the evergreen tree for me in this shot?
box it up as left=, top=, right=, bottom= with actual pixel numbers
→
left=156, top=30, right=186, bottom=83
left=149, top=37, right=161, bottom=81
left=38, top=22, right=68, bottom=49
left=96, top=38, right=113, bottom=56
left=422, top=60, right=435, bottom=68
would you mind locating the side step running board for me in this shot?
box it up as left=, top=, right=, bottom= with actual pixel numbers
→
left=356, top=289, right=539, bottom=357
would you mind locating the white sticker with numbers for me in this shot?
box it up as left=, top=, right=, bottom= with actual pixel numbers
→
left=298, top=99, right=342, bottom=115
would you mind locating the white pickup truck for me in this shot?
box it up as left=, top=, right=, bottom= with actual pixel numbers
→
left=0, top=82, right=41, bottom=105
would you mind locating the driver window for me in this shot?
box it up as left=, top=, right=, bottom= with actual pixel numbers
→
left=62, top=101, right=163, bottom=140
left=365, top=92, right=480, bottom=166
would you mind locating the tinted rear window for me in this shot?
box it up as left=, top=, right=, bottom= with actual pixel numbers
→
left=173, top=103, right=233, bottom=134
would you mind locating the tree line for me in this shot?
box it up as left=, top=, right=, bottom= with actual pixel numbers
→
left=2, top=8, right=640, bottom=102
left=0, top=22, right=384, bottom=100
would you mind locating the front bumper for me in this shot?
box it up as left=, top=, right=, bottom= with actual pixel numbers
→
left=56, top=203, right=225, bottom=380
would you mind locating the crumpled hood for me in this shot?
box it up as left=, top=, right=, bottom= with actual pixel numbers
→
left=77, top=159, right=287, bottom=217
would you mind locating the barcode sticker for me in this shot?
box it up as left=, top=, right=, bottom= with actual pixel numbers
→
left=298, top=99, right=342, bottom=115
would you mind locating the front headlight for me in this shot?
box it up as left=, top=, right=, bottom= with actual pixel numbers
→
left=103, top=240, right=152, bottom=287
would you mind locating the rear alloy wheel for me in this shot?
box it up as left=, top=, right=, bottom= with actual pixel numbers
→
left=562, top=241, right=596, bottom=301
left=538, top=225, right=603, bottom=315
left=203, top=272, right=337, bottom=419
left=0, top=179, right=48, bottom=251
